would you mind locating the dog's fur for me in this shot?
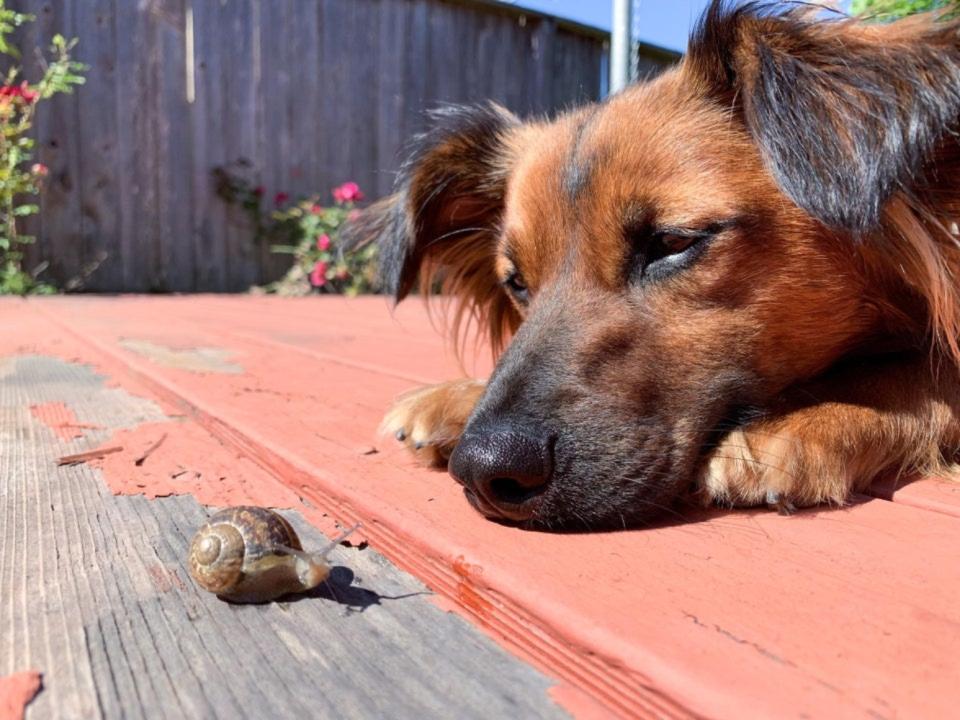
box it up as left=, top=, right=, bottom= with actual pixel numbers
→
left=351, top=1, right=960, bottom=529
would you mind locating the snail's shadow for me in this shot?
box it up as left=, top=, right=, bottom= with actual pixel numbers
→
left=278, top=565, right=429, bottom=612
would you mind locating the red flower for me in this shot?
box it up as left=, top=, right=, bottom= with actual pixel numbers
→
left=316, top=234, right=331, bottom=251
left=20, top=82, right=38, bottom=104
left=253, top=186, right=265, bottom=197
left=0, top=81, right=39, bottom=104
left=310, top=204, right=323, bottom=215
left=310, top=260, right=328, bottom=287
left=332, top=181, right=363, bottom=204
left=274, top=191, right=289, bottom=206
left=31, top=163, right=49, bottom=177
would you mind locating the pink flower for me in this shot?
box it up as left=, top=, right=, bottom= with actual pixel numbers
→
left=31, top=163, right=48, bottom=177
left=310, top=260, right=328, bottom=287
left=274, top=191, right=289, bottom=206
left=20, top=82, right=38, bottom=104
left=332, top=181, right=364, bottom=204
left=348, top=209, right=361, bottom=222
left=0, top=82, right=38, bottom=104
left=310, top=204, right=323, bottom=215
left=316, top=234, right=331, bottom=251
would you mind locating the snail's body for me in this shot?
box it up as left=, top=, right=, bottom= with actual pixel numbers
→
left=188, top=506, right=349, bottom=604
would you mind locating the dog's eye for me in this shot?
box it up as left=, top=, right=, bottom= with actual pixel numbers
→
left=636, top=228, right=714, bottom=283
left=503, top=271, right=529, bottom=302
left=651, top=233, right=698, bottom=260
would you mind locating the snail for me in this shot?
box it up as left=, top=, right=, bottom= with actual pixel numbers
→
left=188, top=506, right=359, bottom=603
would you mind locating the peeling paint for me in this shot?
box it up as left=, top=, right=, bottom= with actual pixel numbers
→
left=0, top=670, right=42, bottom=720
left=119, top=339, right=242, bottom=374
left=29, top=402, right=100, bottom=441
left=452, top=555, right=494, bottom=621
left=146, top=563, right=187, bottom=594
left=88, top=420, right=370, bottom=547
left=91, top=421, right=302, bottom=508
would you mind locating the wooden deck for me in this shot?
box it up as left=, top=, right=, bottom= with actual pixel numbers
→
left=1, top=295, right=959, bottom=719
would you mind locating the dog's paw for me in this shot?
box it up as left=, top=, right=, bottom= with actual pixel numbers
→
left=699, top=420, right=855, bottom=513
left=379, top=379, right=486, bottom=466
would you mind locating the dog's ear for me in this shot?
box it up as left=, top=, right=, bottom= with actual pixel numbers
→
left=686, top=1, right=960, bottom=233
left=349, top=102, right=520, bottom=301
left=346, top=102, right=522, bottom=353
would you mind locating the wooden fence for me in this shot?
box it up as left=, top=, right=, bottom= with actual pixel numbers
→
left=12, top=0, right=672, bottom=292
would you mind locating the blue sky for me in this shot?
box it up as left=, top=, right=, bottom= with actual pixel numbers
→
left=497, top=1, right=714, bottom=52
left=498, top=1, right=854, bottom=52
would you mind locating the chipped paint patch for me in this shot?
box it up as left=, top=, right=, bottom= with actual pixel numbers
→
left=452, top=555, right=494, bottom=621
left=29, top=402, right=101, bottom=441
left=145, top=563, right=188, bottom=594
left=0, top=670, right=42, bottom=720
left=88, top=420, right=370, bottom=546
left=119, top=339, right=242, bottom=374
left=90, top=421, right=303, bottom=508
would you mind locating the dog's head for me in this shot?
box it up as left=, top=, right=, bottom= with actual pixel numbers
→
left=355, top=1, right=960, bottom=529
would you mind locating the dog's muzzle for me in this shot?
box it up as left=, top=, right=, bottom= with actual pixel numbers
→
left=449, top=424, right=554, bottom=522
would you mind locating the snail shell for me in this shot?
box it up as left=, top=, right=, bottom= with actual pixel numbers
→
left=188, top=506, right=332, bottom=604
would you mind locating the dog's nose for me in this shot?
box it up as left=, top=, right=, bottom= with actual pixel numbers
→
left=449, top=425, right=552, bottom=522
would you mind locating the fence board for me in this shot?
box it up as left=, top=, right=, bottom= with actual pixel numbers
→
left=32, top=1, right=84, bottom=286
left=190, top=0, right=228, bottom=291
left=73, top=0, right=119, bottom=290
left=156, top=0, right=195, bottom=292
left=222, top=0, right=260, bottom=291
left=12, top=0, right=674, bottom=292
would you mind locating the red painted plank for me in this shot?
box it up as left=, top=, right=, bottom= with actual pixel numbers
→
left=868, top=474, right=960, bottom=518
left=9, top=296, right=960, bottom=719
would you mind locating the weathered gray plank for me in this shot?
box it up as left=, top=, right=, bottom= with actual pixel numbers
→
left=0, top=354, right=570, bottom=719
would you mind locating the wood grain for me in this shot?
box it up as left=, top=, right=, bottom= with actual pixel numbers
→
left=0, top=352, right=569, bottom=720
left=7, top=295, right=960, bottom=719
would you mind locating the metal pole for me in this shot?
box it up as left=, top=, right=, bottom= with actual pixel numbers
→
left=610, top=0, right=633, bottom=93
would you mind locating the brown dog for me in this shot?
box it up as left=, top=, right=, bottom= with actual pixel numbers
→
left=352, top=1, right=960, bottom=530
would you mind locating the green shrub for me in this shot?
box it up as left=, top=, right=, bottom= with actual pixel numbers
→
left=213, top=163, right=379, bottom=296
left=851, top=0, right=956, bottom=19
left=0, top=2, right=86, bottom=294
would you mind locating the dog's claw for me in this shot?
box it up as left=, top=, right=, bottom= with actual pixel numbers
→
left=765, top=489, right=796, bottom=515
